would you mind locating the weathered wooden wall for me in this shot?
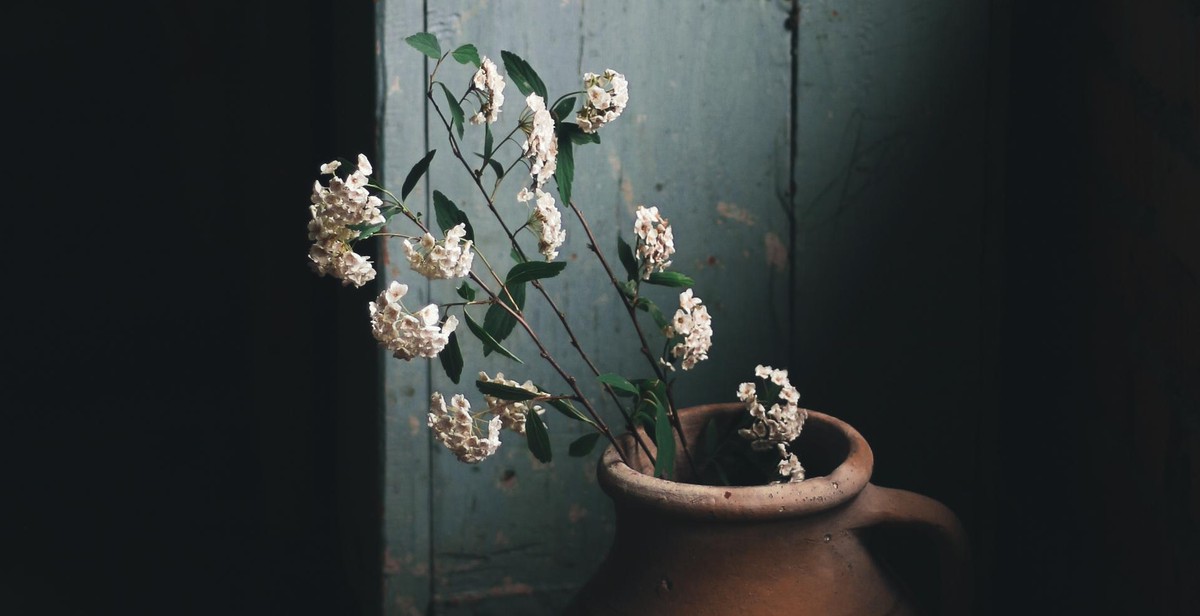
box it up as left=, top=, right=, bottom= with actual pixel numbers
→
left=378, top=0, right=994, bottom=613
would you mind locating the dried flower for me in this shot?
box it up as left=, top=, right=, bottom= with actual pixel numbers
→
left=427, top=393, right=502, bottom=463
left=369, top=282, right=459, bottom=360
left=670, top=289, right=713, bottom=371
left=478, top=372, right=546, bottom=434
left=633, top=205, right=674, bottom=279
left=522, top=94, right=558, bottom=187
left=470, top=56, right=506, bottom=124
left=527, top=188, right=566, bottom=261
left=576, top=69, right=628, bottom=134
left=403, top=223, right=474, bottom=279
left=738, top=365, right=807, bottom=482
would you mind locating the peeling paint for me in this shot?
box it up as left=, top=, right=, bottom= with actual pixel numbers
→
left=568, top=503, right=588, bottom=523
left=389, top=75, right=401, bottom=96
left=383, top=548, right=402, bottom=575
left=620, top=177, right=634, bottom=206
left=765, top=231, right=788, bottom=272
left=407, top=415, right=421, bottom=436
left=716, top=201, right=757, bottom=226
left=442, top=577, right=536, bottom=605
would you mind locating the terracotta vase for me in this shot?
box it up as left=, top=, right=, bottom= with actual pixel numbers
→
left=565, top=403, right=970, bottom=616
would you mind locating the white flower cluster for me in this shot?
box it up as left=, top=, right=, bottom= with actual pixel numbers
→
left=478, top=372, right=546, bottom=435
left=576, top=70, right=628, bottom=134
left=522, top=94, right=558, bottom=187
left=633, top=205, right=674, bottom=279
left=469, top=56, right=505, bottom=125
left=427, top=393, right=502, bottom=463
left=668, top=289, right=713, bottom=371
left=403, top=223, right=474, bottom=280
left=307, top=154, right=384, bottom=287
left=369, top=282, right=459, bottom=360
left=518, top=187, right=566, bottom=260
left=737, top=365, right=807, bottom=482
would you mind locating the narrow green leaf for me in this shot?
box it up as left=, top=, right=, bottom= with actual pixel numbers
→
left=651, top=393, right=675, bottom=480
left=475, top=379, right=539, bottom=401
left=500, top=50, right=547, bottom=99
left=635, top=297, right=672, bottom=331
left=525, top=409, right=552, bottom=463
left=617, top=235, right=639, bottom=282
left=402, top=149, right=437, bottom=200
left=483, top=123, right=494, bottom=162
left=438, top=332, right=463, bottom=384
left=348, top=221, right=385, bottom=240
left=451, top=44, right=481, bottom=66
left=597, top=373, right=639, bottom=397
left=432, top=190, right=474, bottom=241
left=463, top=311, right=522, bottom=363
left=487, top=159, right=505, bottom=180
left=438, top=83, right=465, bottom=138
left=482, top=281, right=525, bottom=354
left=559, top=122, right=601, bottom=145
left=646, top=271, right=695, bottom=288
left=551, top=96, right=577, bottom=122
left=456, top=282, right=476, bottom=301
left=405, top=32, right=441, bottom=60
left=569, top=432, right=602, bottom=457
left=505, top=261, right=567, bottom=286
left=510, top=246, right=526, bottom=263
left=544, top=397, right=594, bottom=425
left=555, top=133, right=574, bottom=205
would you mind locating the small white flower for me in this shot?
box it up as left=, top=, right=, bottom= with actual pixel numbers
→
left=527, top=189, right=566, bottom=261
left=319, top=160, right=341, bottom=175
left=576, top=69, right=628, bottom=134
left=633, top=205, right=674, bottom=279
left=369, top=282, right=458, bottom=360
left=478, top=372, right=546, bottom=435
left=516, top=187, right=533, bottom=203
left=308, top=154, right=385, bottom=286
left=776, top=446, right=806, bottom=482
left=427, top=393, right=502, bottom=463
left=737, top=382, right=756, bottom=403
left=669, top=289, right=712, bottom=371
left=471, top=57, right=506, bottom=124
left=523, top=94, right=558, bottom=187
left=403, top=223, right=474, bottom=280
left=738, top=365, right=807, bottom=463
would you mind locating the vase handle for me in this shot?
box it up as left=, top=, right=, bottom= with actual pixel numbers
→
left=845, top=482, right=972, bottom=616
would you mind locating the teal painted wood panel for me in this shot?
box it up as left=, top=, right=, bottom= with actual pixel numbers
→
left=381, top=0, right=792, bottom=613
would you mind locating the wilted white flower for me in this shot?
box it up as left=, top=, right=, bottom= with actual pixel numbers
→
left=427, top=393, right=502, bottom=463
left=369, top=281, right=459, bottom=360
left=478, top=372, right=546, bottom=434
left=633, top=205, right=674, bottom=279
left=528, top=188, right=566, bottom=261
left=522, top=94, right=558, bottom=187
left=308, top=154, right=385, bottom=286
left=470, top=56, right=506, bottom=124
left=403, top=223, right=474, bottom=279
left=669, top=289, right=712, bottom=371
left=738, top=364, right=807, bottom=482
left=776, top=445, right=806, bottom=482
left=576, top=69, right=628, bottom=134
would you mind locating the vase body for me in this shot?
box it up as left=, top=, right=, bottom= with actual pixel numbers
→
left=566, top=403, right=970, bottom=616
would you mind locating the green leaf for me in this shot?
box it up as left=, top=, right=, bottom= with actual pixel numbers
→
left=551, top=96, right=577, bottom=122
left=650, top=393, right=675, bottom=480
left=432, top=190, right=474, bottom=241
left=438, top=332, right=463, bottom=384
left=500, top=50, right=547, bottom=99
left=597, top=373, right=639, bottom=397
left=505, top=261, right=567, bottom=286
left=487, top=159, right=505, bottom=180
left=525, top=409, right=552, bottom=463
left=483, top=123, right=494, bottom=162
left=475, top=379, right=539, bottom=401
left=616, top=236, right=639, bottom=282
left=510, top=246, right=527, bottom=264
left=569, top=432, right=602, bottom=457
left=402, top=149, right=437, bottom=200
left=646, top=271, right=695, bottom=288
left=451, top=44, right=480, bottom=66
left=348, top=221, right=385, bottom=240
left=438, top=83, right=465, bottom=139
left=544, top=397, right=594, bottom=425
left=456, top=282, right=476, bottom=301
left=463, top=311, right=522, bottom=363
left=558, top=122, right=600, bottom=145
left=635, top=297, right=671, bottom=331
left=405, top=32, right=442, bottom=60
left=555, top=132, right=574, bottom=205
left=482, top=281, right=525, bottom=353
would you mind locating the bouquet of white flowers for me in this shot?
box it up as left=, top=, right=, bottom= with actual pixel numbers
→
left=307, top=32, right=807, bottom=485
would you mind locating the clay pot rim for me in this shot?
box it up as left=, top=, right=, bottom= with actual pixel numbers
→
left=597, top=402, right=875, bottom=521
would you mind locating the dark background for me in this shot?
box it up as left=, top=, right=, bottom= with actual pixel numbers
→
left=5, top=1, right=1197, bottom=614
